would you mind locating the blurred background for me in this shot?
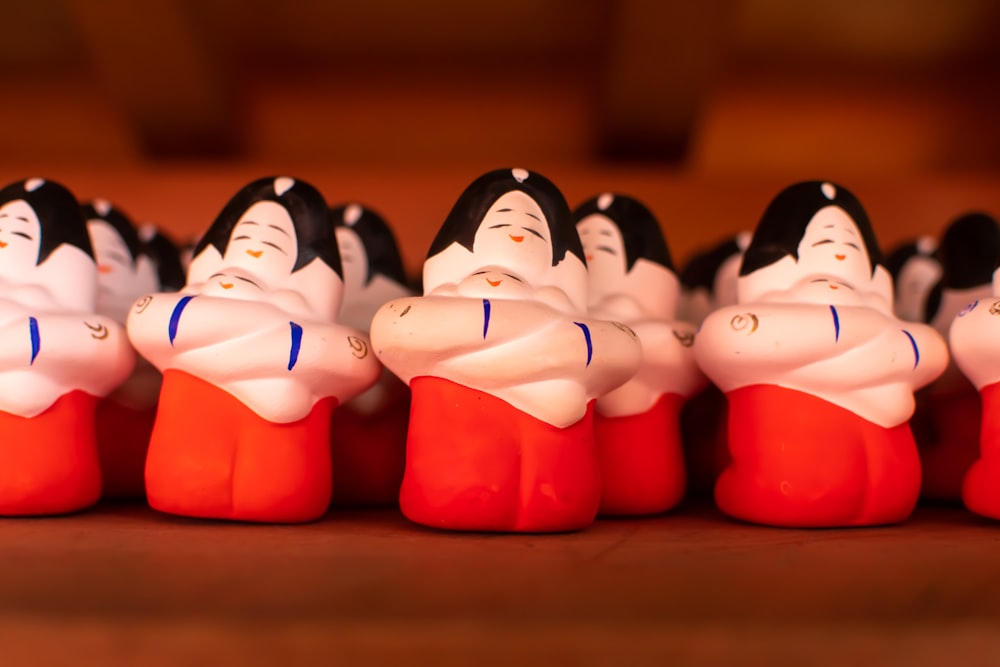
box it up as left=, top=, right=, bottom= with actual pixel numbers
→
left=3, top=0, right=1000, bottom=267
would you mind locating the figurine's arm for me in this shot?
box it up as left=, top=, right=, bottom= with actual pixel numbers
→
left=0, top=313, right=136, bottom=396
left=288, top=322, right=381, bottom=402
left=949, top=298, right=1000, bottom=389
left=628, top=319, right=707, bottom=397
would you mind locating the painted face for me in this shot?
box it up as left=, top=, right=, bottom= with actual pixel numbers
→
left=470, top=190, right=552, bottom=288
left=796, top=206, right=872, bottom=296
left=895, top=255, right=941, bottom=321
left=576, top=213, right=626, bottom=299
left=215, top=201, right=297, bottom=294
left=0, top=199, right=42, bottom=280
left=335, top=226, right=368, bottom=299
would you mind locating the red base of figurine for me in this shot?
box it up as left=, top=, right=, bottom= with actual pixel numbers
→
left=400, top=376, right=601, bottom=533
left=680, top=385, right=730, bottom=498
left=595, top=393, right=686, bottom=516
left=329, top=382, right=408, bottom=507
left=0, top=391, right=101, bottom=515
left=916, top=386, right=980, bottom=502
left=97, top=398, right=156, bottom=500
left=146, top=370, right=337, bottom=523
left=715, top=385, right=920, bottom=527
left=962, top=382, right=1000, bottom=519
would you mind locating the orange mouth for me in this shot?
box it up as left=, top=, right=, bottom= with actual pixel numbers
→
left=220, top=281, right=234, bottom=289
left=486, top=278, right=502, bottom=287
left=586, top=255, right=593, bottom=261
left=0, top=241, right=8, bottom=249
left=97, top=264, right=112, bottom=274
left=509, top=234, right=524, bottom=243
left=247, top=249, right=263, bottom=258
left=835, top=254, right=846, bottom=261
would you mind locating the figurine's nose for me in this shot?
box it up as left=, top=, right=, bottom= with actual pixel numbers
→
left=835, top=254, right=846, bottom=261
left=247, top=249, right=263, bottom=258
left=509, top=234, right=524, bottom=243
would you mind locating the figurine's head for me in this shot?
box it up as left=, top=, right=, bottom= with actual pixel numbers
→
left=885, top=236, right=941, bottom=322
left=738, top=181, right=890, bottom=308
left=332, top=203, right=411, bottom=330
left=0, top=178, right=97, bottom=311
left=82, top=199, right=159, bottom=323
left=924, top=212, right=1000, bottom=323
left=677, top=232, right=749, bottom=323
left=136, top=224, right=186, bottom=292
left=188, top=176, right=342, bottom=320
left=423, top=168, right=587, bottom=312
left=573, top=193, right=678, bottom=318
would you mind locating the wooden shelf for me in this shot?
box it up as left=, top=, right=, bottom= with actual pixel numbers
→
left=3, top=501, right=999, bottom=665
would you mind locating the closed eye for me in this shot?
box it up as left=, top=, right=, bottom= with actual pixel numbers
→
left=262, top=240, right=287, bottom=254
left=523, top=227, right=545, bottom=240
left=232, top=235, right=251, bottom=241
left=597, top=245, right=616, bottom=255
left=599, top=230, right=613, bottom=237
left=489, top=223, right=511, bottom=229
left=209, top=272, right=225, bottom=279
left=811, top=278, right=829, bottom=283
left=11, top=231, right=32, bottom=240
left=235, top=275, right=262, bottom=288
left=845, top=242, right=861, bottom=250
left=812, top=239, right=834, bottom=246
left=267, top=224, right=290, bottom=237
left=502, top=273, right=523, bottom=282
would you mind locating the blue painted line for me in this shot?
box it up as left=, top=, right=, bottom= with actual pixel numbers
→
left=482, top=299, right=491, bottom=338
left=168, top=295, right=195, bottom=346
left=829, top=305, right=840, bottom=342
left=574, top=322, right=593, bottom=367
left=28, top=317, right=39, bottom=365
left=288, top=321, right=303, bottom=371
left=902, top=329, right=919, bottom=369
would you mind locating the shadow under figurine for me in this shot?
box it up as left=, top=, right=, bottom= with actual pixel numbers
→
left=84, top=200, right=165, bottom=500
left=573, top=193, right=705, bottom=516
left=0, top=179, right=135, bottom=515
left=329, top=203, right=413, bottom=507
left=694, top=181, right=947, bottom=528
left=947, top=219, right=1000, bottom=519
left=127, top=176, right=380, bottom=523
left=371, top=168, right=641, bottom=533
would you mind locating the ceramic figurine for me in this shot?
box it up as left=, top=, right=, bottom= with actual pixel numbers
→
left=0, top=179, right=134, bottom=514
left=83, top=201, right=162, bottom=499
left=573, top=193, right=705, bottom=515
left=694, top=181, right=948, bottom=527
left=885, top=236, right=941, bottom=322
left=945, top=215, right=1000, bottom=517
left=371, top=168, right=641, bottom=532
left=917, top=213, right=1000, bottom=501
left=329, top=203, right=413, bottom=506
left=127, top=176, right=380, bottom=523
left=677, top=233, right=749, bottom=496
left=138, top=224, right=187, bottom=292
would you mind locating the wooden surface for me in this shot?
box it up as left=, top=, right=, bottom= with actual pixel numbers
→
left=2, top=500, right=999, bottom=665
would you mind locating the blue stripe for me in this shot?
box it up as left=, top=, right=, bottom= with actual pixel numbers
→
left=482, top=299, right=491, bottom=338
left=829, top=305, right=840, bottom=342
left=902, top=329, right=919, bottom=369
left=28, top=317, right=39, bottom=365
left=288, top=322, right=303, bottom=371
left=168, top=295, right=195, bottom=346
left=573, top=322, right=593, bottom=367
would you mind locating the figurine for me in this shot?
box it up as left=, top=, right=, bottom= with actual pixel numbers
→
left=138, top=224, right=187, bottom=292
left=677, top=233, right=749, bottom=496
left=83, top=200, right=162, bottom=499
left=945, top=215, right=1000, bottom=518
left=329, top=203, right=413, bottom=506
left=371, top=168, right=641, bottom=532
left=0, top=179, right=134, bottom=514
left=885, top=236, right=941, bottom=322
left=573, top=193, right=704, bottom=515
left=127, top=177, right=380, bottom=523
left=694, top=181, right=947, bottom=527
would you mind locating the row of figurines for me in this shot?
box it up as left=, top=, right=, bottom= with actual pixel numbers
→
left=0, top=171, right=993, bottom=531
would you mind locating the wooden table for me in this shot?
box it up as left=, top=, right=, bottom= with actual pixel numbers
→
left=2, top=500, right=998, bottom=665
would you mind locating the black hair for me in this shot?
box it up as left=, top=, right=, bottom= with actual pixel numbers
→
left=140, top=226, right=187, bottom=291
left=572, top=193, right=674, bottom=272
left=740, top=181, right=883, bottom=278
left=924, top=212, right=1000, bottom=322
left=0, top=178, right=93, bottom=264
left=426, top=168, right=584, bottom=266
left=81, top=200, right=143, bottom=265
left=330, top=204, right=408, bottom=286
left=679, top=236, right=743, bottom=290
left=194, top=176, right=341, bottom=277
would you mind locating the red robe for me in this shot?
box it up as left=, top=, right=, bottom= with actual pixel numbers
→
left=715, top=384, right=920, bottom=527
left=96, top=398, right=156, bottom=499
left=962, top=381, right=1000, bottom=519
left=400, top=376, right=601, bottom=532
left=145, top=369, right=337, bottom=523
